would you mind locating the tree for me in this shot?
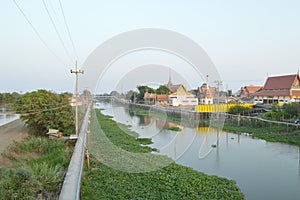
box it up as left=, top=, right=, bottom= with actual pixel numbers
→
left=156, top=85, right=170, bottom=94
left=227, top=89, right=233, bottom=97
left=136, top=85, right=155, bottom=102
left=14, top=90, right=75, bottom=136
left=228, top=105, right=252, bottom=115
left=0, top=92, right=21, bottom=106
left=126, top=90, right=138, bottom=102
left=283, top=103, right=300, bottom=119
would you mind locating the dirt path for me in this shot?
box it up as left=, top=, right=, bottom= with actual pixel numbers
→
left=0, top=119, right=28, bottom=153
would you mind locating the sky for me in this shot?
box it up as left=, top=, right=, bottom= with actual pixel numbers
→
left=1, top=0, right=300, bottom=94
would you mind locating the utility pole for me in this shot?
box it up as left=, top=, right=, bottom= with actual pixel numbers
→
left=214, top=80, right=223, bottom=105
left=70, top=61, right=84, bottom=137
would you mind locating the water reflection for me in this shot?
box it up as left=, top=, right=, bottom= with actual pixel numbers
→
left=96, top=103, right=300, bottom=200
left=0, top=114, right=19, bottom=126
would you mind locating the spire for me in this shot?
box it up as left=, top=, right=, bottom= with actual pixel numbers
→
left=206, top=75, right=209, bottom=89
left=167, top=69, right=173, bottom=89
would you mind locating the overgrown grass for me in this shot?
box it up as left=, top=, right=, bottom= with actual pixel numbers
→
left=0, top=137, right=73, bottom=199
left=223, top=122, right=300, bottom=146
left=129, top=107, right=183, bottom=122
left=168, top=126, right=182, bottom=131
left=130, top=106, right=300, bottom=147
left=82, top=109, right=244, bottom=199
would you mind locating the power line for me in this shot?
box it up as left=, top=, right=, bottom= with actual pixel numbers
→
left=12, top=0, right=66, bottom=65
left=15, top=104, right=70, bottom=115
left=58, top=0, right=80, bottom=65
left=42, top=0, right=75, bottom=64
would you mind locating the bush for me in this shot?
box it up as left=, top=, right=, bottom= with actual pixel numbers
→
left=229, top=105, right=251, bottom=115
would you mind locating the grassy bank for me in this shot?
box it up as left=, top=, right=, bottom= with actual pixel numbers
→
left=130, top=106, right=300, bottom=146
left=129, top=106, right=183, bottom=122
left=82, top=109, right=244, bottom=199
left=223, top=122, right=300, bottom=146
left=0, top=137, right=73, bottom=199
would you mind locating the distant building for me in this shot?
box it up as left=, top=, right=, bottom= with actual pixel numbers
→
left=253, top=73, right=300, bottom=104
left=167, top=73, right=198, bottom=107
left=143, top=93, right=169, bottom=106
left=239, top=86, right=262, bottom=98
left=168, top=84, right=198, bottom=106
left=144, top=92, right=156, bottom=105
left=70, top=95, right=83, bottom=106
left=197, top=83, right=227, bottom=104
left=156, top=94, right=168, bottom=106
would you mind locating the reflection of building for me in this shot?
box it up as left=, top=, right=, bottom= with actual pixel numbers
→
left=253, top=73, right=300, bottom=104
left=156, top=119, right=167, bottom=129
left=140, top=116, right=152, bottom=125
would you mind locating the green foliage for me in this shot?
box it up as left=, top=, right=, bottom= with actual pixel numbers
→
left=223, top=121, right=300, bottom=146
left=126, top=90, right=139, bottom=102
left=95, top=110, right=154, bottom=153
left=82, top=110, right=244, bottom=199
left=228, top=105, right=251, bottom=115
left=31, top=162, right=63, bottom=189
left=14, top=90, right=75, bottom=136
left=168, top=127, right=182, bottom=131
left=263, top=111, right=284, bottom=121
left=0, top=137, right=73, bottom=199
left=137, top=85, right=155, bottom=101
left=156, top=85, right=170, bottom=94
left=0, top=92, right=21, bottom=106
left=283, top=103, right=300, bottom=118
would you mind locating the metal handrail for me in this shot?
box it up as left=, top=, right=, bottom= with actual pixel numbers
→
left=59, top=106, right=90, bottom=200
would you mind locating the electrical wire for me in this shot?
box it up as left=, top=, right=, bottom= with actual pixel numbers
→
left=16, top=104, right=71, bottom=115
left=42, top=0, right=75, bottom=65
left=12, top=0, right=66, bottom=66
left=58, top=0, right=80, bottom=66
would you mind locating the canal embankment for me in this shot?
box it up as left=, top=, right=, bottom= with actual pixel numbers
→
left=124, top=102, right=300, bottom=147
left=82, top=109, right=245, bottom=199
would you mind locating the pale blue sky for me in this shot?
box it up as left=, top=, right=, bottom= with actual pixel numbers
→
left=1, top=0, right=300, bottom=93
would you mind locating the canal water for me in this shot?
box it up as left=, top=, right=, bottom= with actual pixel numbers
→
left=0, top=114, right=19, bottom=126
left=96, top=103, right=300, bottom=200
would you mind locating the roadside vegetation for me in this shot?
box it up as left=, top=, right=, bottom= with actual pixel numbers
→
left=14, top=90, right=75, bottom=136
left=0, top=90, right=80, bottom=199
left=0, top=137, right=73, bottom=199
left=225, top=103, right=300, bottom=146
left=82, top=109, right=244, bottom=199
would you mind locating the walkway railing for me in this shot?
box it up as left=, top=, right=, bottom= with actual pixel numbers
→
left=59, top=106, right=90, bottom=200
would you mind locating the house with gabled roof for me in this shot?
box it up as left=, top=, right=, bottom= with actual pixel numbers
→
left=168, top=84, right=198, bottom=106
left=253, top=73, right=300, bottom=104
left=239, top=86, right=262, bottom=98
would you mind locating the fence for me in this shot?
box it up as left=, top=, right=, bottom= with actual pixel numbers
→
left=59, top=106, right=91, bottom=200
left=196, top=104, right=253, bottom=113
left=225, top=113, right=300, bottom=134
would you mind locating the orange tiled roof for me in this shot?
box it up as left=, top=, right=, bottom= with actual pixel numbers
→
left=157, top=94, right=168, bottom=100
left=245, top=86, right=262, bottom=94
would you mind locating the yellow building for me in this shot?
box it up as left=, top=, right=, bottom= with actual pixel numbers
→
left=169, top=84, right=198, bottom=106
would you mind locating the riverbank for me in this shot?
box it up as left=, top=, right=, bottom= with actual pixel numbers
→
left=82, top=109, right=244, bottom=199
left=0, top=136, right=73, bottom=199
left=0, top=119, right=28, bottom=153
left=128, top=105, right=300, bottom=147
left=223, top=122, right=300, bottom=146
